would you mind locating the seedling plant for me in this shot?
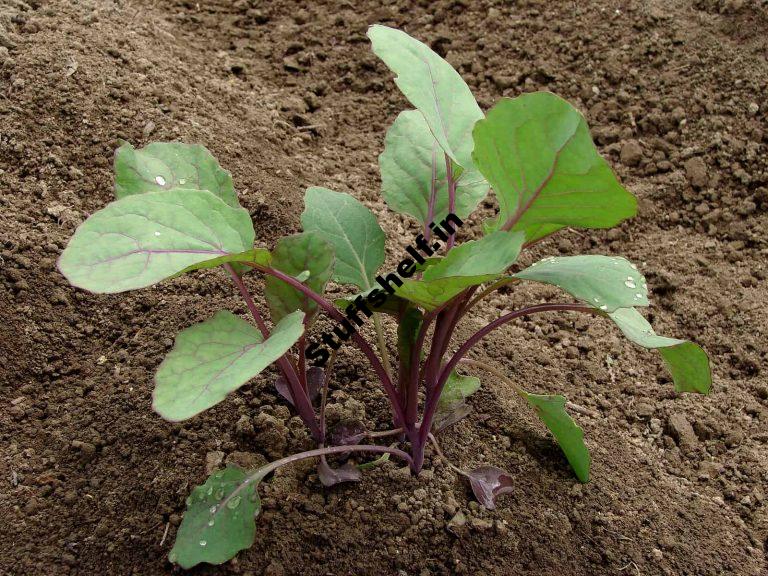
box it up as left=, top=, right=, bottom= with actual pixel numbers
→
left=58, top=26, right=711, bottom=569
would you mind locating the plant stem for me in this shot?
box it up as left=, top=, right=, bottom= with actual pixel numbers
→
left=297, top=334, right=308, bottom=393
left=253, top=444, right=412, bottom=482
left=366, top=427, right=404, bottom=439
left=372, top=313, right=394, bottom=383
left=459, top=358, right=598, bottom=417
left=224, top=264, right=321, bottom=441
left=463, top=278, right=519, bottom=314
left=224, top=264, right=271, bottom=337
left=245, top=263, right=408, bottom=432
left=414, top=302, right=595, bottom=469
left=457, top=358, right=526, bottom=399
left=217, top=444, right=414, bottom=514
left=428, top=432, right=468, bottom=477
left=319, top=348, right=337, bottom=440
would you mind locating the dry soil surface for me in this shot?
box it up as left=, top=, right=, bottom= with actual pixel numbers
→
left=1, top=0, right=767, bottom=575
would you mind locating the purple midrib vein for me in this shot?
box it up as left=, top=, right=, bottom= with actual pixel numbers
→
left=85, top=248, right=228, bottom=267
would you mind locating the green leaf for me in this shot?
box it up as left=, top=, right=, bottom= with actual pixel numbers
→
left=114, top=141, right=239, bottom=208
left=522, top=392, right=590, bottom=483
left=58, top=190, right=255, bottom=293
left=357, top=452, right=390, bottom=471
left=472, top=92, right=636, bottom=242
left=607, top=307, right=711, bottom=394
left=380, top=110, right=488, bottom=224
left=264, top=232, right=335, bottom=324
left=153, top=310, right=305, bottom=421
left=438, top=371, right=481, bottom=412
left=170, top=466, right=260, bottom=569
left=395, top=231, right=525, bottom=310
left=515, top=255, right=648, bottom=312
left=301, top=187, right=385, bottom=290
left=367, top=25, right=483, bottom=168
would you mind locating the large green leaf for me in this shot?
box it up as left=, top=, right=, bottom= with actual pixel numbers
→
left=522, top=392, right=590, bottom=483
left=153, top=310, right=305, bottom=421
left=170, top=466, right=260, bottom=569
left=264, top=232, right=334, bottom=324
left=380, top=110, right=488, bottom=225
left=515, top=255, right=648, bottom=312
left=58, top=190, right=255, bottom=293
left=114, top=142, right=239, bottom=208
left=301, top=187, right=385, bottom=290
left=395, top=231, right=525, bottom=310
left=607, top=307, right=711, bottom=394
left=368, top=25, right=483, bottom=169
left=472, top=92, right=636, bottom=242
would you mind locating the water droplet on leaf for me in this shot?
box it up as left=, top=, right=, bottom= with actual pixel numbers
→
left=624, top=280, right=636, bottom=289
left=209, top=505, right=217, bottom=514
left=226, top=495, right=242, bottom=510
left=199, top=540, right=207, bottom=547
left=179, top=178, right=186, bottom=185
left=599, top=305, right=608, bottom=310
left=207, top=519, right=215, bottom=527
left=155, top=175, right=166, bottom=186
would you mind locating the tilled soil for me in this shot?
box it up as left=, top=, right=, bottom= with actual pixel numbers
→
left=1, top=0, right=767, bottom=575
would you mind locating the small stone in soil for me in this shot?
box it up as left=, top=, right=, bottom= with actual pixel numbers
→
left=205, top=450, right=224, bottom=475
left=620, top=140, right=643, bottom=166
left=666, top=413, right=697, bottom=449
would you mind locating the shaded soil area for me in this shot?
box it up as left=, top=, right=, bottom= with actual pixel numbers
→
left=1, top=0, right=767, bottom=574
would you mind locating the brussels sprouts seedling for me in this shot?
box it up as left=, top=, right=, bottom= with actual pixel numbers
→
left=58, top=26, right=711, bottom=569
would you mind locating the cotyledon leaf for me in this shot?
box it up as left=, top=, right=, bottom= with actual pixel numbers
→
left=58, top=189, right=255, bottom=293
left=379, top=110, right=488, bottom=225
left=169, top=466, right=260, bottom=569
left=114, top=141, right=239, bottom=207
left=437, top=371, right=481, bottom=412
left=514, top=255, right=649, bottom=312
left=264, top=232, right=335, bottom=324
left=395, top=231, right=525, bottom=310
left=607, top=307, right=711, bottom=394
left=368, top=25, right=483, bottom=168
left=522, top=392, right=591, bottom=483
left=301, top=187, right=385, bottom=291
left=472, top=92, right=636, bottom=243
left=153, top=310, right=305, bottom=421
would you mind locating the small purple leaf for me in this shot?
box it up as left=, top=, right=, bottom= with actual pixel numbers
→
left=467, top=466, right=514, bottom=510
left=329, top=422, right=367, bottom=446
left=317, top=458, right=362, bottom=487
left=274, top=375, right=292, bottom=405
left=274, top=367, right=324, bottom=407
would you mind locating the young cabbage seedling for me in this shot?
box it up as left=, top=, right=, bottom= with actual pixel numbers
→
left=58, top=26, right=711, bottom=569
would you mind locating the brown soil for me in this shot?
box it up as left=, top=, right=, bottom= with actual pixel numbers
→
left=2, top=0, right=767, bottom=574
